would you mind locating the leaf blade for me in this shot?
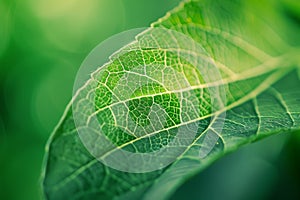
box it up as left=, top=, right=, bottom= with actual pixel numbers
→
left=42, top=0, right=300, bottom=199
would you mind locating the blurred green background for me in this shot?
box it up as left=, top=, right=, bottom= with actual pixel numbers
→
left=0, top=0, right=299, bottom=200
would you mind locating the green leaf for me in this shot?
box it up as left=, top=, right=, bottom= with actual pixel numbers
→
left=42, top=0, right=300, bottom=199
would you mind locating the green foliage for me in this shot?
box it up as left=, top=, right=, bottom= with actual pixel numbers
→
left=42, top=0, right=300, bottom=199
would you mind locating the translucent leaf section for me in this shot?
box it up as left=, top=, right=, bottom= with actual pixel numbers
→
left=70, top=27, right=227, bottom=173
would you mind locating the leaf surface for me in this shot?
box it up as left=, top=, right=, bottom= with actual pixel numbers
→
left=42, top=0, right=300, bottom=199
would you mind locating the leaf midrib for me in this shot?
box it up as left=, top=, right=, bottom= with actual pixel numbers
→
left=84, top=52, right=289, bottom=125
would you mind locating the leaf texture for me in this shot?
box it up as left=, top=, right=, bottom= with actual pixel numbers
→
left=42, top=0, right=300, bottom=199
